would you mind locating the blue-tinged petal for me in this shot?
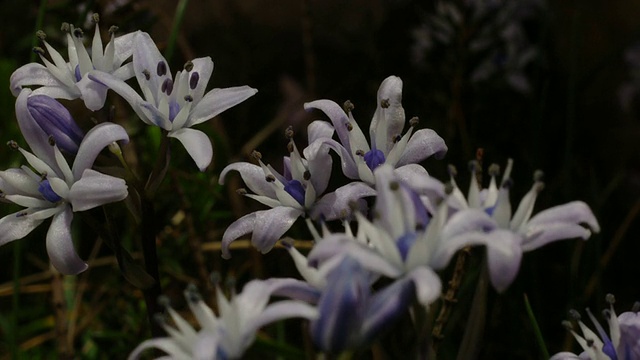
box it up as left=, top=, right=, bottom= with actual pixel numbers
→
left=68, top=169, right=128, bottom=211
left=310, top=181, right=376, bottom=221
left=15, top=89, right=58, bottom=172
left=396, top=128, right=448, bottom=166
left=192, top=331, right=220, bottom=360
left=429, top=231, right=498, bottom=270
left=31, top=86, right=78, bottom=100
left=221, top=212, right=256, bottom=259
left=187, top=86, right=258, bottom=127
left=87, top=70, right=153, bottom=125
left=133, top=32, right=170, bottom=104
left=251, top=207, right=303, bottom=254
left=521, top=223, right=593, bottom=252
left=440, top=208, right=497, bottom=240
left=10, top=63, right=62, bottom=96
left=0, top=211, right=45, bottom=246
left=76, top=74, right=109, bottom=111
left=548, top=352, right=582, bottom=360
left=486, top=229, right=523, bottom=292
left=360, top=276, right=414, bottom=344
left=248, top=300, right=318, bottom=333
left=304, top=100, right=353, bottom=153
left=304, top=139, right=333, bottom=195
left=72, top=122, right=129, bottom=180
left=307, top=120, right=335, bottom=143
left=370, top=76, right=404, bottom=155
left=312, top=138, right=359, bottom=179
left=394, top=164, right=445, bottom=200
left=407, top=267, right=442, bottom=305
left=168, top=128, right=213, bottom=171
left=189, top=57, right=214, bottom=104
left=526, top=201, right=600, bottom=233
left=46, top=205, right=87, bottom=274
left=113, top=31, right=136, bottom=67
left=128, top=337, right=192, bottom=360
left=265, top=277, right=322, bottom=304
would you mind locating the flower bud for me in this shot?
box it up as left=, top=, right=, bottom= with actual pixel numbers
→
left=27, top=95, right=84, bottom=154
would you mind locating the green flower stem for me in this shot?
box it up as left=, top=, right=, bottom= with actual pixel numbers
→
left=524, top=293, right=550, bottom=359
left=164, top=0, right=190, bottom=62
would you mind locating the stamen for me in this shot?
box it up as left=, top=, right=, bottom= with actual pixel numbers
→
left=184, top=95, right=193, bottom=102
left=189, top=72, right=199, bottom=89
left=35, top=30, right=46, bottom=41
left=157, top=295, right=171, bottom=309
left=61, top=22, right=70, bottom=33
left=393, top=134, right=402, bottom=143
left=562, top=320, right=573, bottom=330
left=488, top=163, right=500, bottom=177
left=142, top=69, right=150, bottom=81
left=236, top=188, right=248, bottom=195
left=92, top=13, right=100, bottom=24
left=533, top=170, right=544, bottom=182
left=343, top=100, right=354, bottom=113
left=568, top=309, right=581, bottom=321
left=7, top=140, right=19, bottom=150
left=501, top=178, right=513, bottom=189
left=606, top=293, right=615, bottom=305
left=48, top=135, right=55, bottom=146
left=153, top=313, right=167, bottom=325
left=73, top=28, right=84, bottom=39
left=444, top=182, right=454, bottom=195
left=32, top=47, right=45, bottom=56
left=287, top=142, right=294, bottom=153
left=161, top=78, right=174, bottom=95
left=346, top=123, right=353, bottom=131
left=184, top=61, right=194, bottom=72
left=209, top=272, right=221, bottom=287
left=265, top=175, right=276, bottom=182
left=409, top=116, right=419, bottom=127
left=585, top=339, right=595, bottom=347
left=184, top=283, right=201, bottom=303
left=157, top=61, right=167, bottom=76
left=285, top=126, right=294, bottom=139
left=632, top=301, right=640, bottom=312
left=468, top=160, right=479, bottom=173
left=380, top=99, right=390, bottom=108
left=447, top=164, right=458, bottom=177
left=389, top=181, right=400, bottom=191
left=303, top=170, right=311, bottom=180
left=355, top=150, right=365, bottom=156
left=16, top=211, right=29, bottom=218
left=280, top=237, right=294, bottom=248
left=108, top=25, right=118, bottom=35
left=251, top=150, right=262, bottom=161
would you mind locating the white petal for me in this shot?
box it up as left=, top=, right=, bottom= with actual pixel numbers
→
left=72, top=122, right=129, bottom=179
left=168, top=128, right=213, bottom=171
left=0, top=211, right=45, bottom=246
left=396, top=128, right=448, bottom=166
left=10, top=63, right=62, bottom=96
left=46, top=206, right=88, bottom=274
left=189, top=57, right=214, bottom=103
left=76, top=74, right=109, bottom=111
left=68, top=169, right=128, bottom=211
left=219, top=162, right=276, bottom=198
left=187, top=86, right=258, bottom=127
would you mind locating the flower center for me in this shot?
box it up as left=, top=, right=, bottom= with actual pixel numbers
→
left=363, top=149, right=385, bottom=171
left=38, top=179, right=62, bottom=203
left=284, top=179, right=305, bottom=206
left=396, top=232, right=417, bottom=261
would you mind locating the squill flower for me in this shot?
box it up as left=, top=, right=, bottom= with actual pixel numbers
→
left=10, top=14, right=135, bottom=110
left=89, top=31, right=257, bottom=171
left=304, top=76, right=447, bottom=187
left=0, top=90, right=129, bottom=274
left=219, top=124, right=376, bottom=258
left=550, top=294, right=640, bottom=360
left=449, top=159, right=600, bottom=291
left=129, top=279, right=318, bottom=359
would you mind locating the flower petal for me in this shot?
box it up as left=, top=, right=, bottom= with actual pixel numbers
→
left=133, top=32, right=171, bottom=105
left=361, top=277, right=415, bottom=344
left=68, top=169, right=128, bottom=211
left=10, top=63, right=62, bottom=96
left=0, top=211, right=45, bottom=246
left=46, top=206, right=87, bottom=274
left=87, top=70, right=152, bottom=124
left=248, top=300, right=319, bottom=333
left=307, top=120, right=335, bottom=143
left=15, top=89, right=58, bottom=171
left=221, top=212, right=256, bottom=259
left=311, top=181, right=376, bottom=221
left=187, top=86, right=258, bottom=127
left=72, top=122, right=130, bottom=179
left=168, top=128, right=213, bottom=171
left=219, top=162, right=276, bottom=198
left=486, top=229, right=523, bottom=292
left=128, top=337, right=191, bottom=360
left=370, top=76, right=404, bottom=154
left=396, top=128, right=448, bottom=166
left=189, top=57, right=214, bottom=104
left=251, top=207, right=303, bottom=254
left=407, top=267, right=442, bottom=305
left=521, top=223, right=593, bottom=252
left=305, top=100, right=353, bottom=153
left=76, top=74, right=109, bottom=111
left=526, top=201, right=600, bottom=233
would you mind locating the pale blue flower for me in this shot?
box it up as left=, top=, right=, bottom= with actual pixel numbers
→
left=551, top=294, right=640, bottom=360
left=304, top=76, right=447, bottom=187
left=0, top=89, right=129, bottom=274
left=10, top=16, right=135, bottom=110
left=218, top=124, right=376, bottom=258
left=129, top=279, right=318, bottom=359
left=89, top=31, right=257, bottom=170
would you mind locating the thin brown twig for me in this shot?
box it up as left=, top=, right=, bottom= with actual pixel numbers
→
left=50, top=265, right=72, bottom=359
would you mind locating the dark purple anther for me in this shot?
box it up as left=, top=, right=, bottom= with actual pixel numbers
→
left=74, top=64, right=82, bottom=81
left=38, top=179, right=63, bottom=203
left=363, top=149, right=385, bottom=171
left=161, top=78, right=174, bottom=95
left=157, top=61, right=167, bottom=76
left=190, top=72, right=199, bottom=90
left=284, top=179, right=305, bottom=206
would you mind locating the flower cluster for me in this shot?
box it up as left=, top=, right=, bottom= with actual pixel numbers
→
left=2, top=12, right=609, bottom=360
